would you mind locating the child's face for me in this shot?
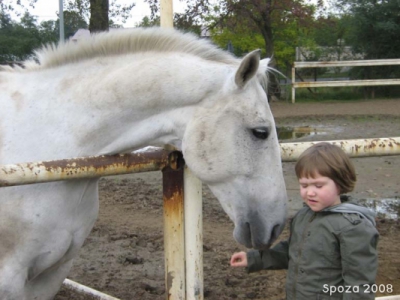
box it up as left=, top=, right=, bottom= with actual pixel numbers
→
left=298, top=172, right=341, bottom=212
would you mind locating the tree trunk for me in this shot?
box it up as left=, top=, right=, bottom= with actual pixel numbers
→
left=89, top=0, right=109, bottom=33
left=256, top=4, right=281, bottom=101
left=259, top=22, right=281, bottom=101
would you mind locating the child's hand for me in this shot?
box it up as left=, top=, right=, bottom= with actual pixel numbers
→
left=230, top=251, right=248, bottom=267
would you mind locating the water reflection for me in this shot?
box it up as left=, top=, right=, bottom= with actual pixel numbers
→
left=277, top=126, right=330, bottom=140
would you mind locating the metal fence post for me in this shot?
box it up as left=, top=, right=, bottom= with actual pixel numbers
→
left=162, top=151, right=186, bottom=299
left=184, top=166, right=203, bottom=300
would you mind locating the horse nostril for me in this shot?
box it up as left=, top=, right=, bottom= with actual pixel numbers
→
left=271, top=224, right=281, bottom=241
left=245, top=222, right=251, bottom=234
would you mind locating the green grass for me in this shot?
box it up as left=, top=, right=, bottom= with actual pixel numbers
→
left=295, top=87, right=365, bottom=102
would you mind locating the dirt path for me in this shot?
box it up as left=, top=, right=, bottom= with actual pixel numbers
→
left=56, top=99, right=400, bottom=300
left=270, top=99, right=400, bottom=117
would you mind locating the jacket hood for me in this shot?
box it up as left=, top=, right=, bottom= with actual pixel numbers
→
left=323, top=202, right=377, bottom=226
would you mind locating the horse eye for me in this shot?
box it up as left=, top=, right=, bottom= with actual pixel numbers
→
left=252, top=127, right=269, bottom=140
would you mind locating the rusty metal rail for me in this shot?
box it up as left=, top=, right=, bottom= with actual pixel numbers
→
left=0, top=149, right=180, bottom=187
left=281, top=137, right=400, bottom=162
left=2, top=138, right=399, bottom=187
left=1, top=139, right=399, bottom=299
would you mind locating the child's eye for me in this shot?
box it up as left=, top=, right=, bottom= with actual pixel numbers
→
left=316, top=185, right=323, bottom=188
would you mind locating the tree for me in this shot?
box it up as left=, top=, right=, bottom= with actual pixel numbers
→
left=61, top=10, right=88, bottom=38
left=0, top=11, right=42, bottom=63
left=39, top=20, right=59, bottom=44
left=338, top=0, right=400, bottom=60
left=64, top=0, right=134, bottom=30
left=154, top=0, right=315, bottom=59
left=0, top=9, right=87, bottom=64
left=89, top=0, right=109, bottom=32
left=1, top=0, right=135, bottom=31
left=136, top=15, right=159, bottom=27
left=336, top=0, right=400, bottom=97
left=142, top=0, right=318, bottom=98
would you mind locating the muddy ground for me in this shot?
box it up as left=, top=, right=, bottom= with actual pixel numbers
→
left=56, top=99, right=400, bottom=300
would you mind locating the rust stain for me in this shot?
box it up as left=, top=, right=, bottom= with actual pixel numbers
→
left=0, top=149, right=176, bottom=187
left=38, top=150, right=170, bottom=176
left=166, top=271, right=174, bottom=299
left=0, top=179, right=11, bottom=186
left=162, top=162, right=184, bottom=202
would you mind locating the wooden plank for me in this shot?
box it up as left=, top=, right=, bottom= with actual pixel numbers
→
left=293, top=79, right=400, bottom=88
left=294, top=59, right=400, bottom=68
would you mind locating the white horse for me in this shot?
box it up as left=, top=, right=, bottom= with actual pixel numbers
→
left=0, top=28, right=287, bottom=299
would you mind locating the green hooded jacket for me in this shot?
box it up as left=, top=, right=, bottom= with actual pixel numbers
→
left=246, top=203, right=379, bottom=300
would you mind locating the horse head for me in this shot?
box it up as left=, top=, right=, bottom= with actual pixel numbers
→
left=182, top=50, right=288, bottom=249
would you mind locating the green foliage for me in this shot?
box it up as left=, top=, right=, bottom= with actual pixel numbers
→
left=206, top=0, right=315, bottom=72
left=0, top=11, right=42, bottom=63
left=273, top=19, right=299, bottom=69
left=64, top=0, right=135, bottom=27
left=174, top=13, right=201, bottom=35
left=0, top=9, right=85, bottom=64
left=293, top=86, right=366, bottom=102
left=342, top=0, right=400, bottom=60
left=136, top=15, right=159, bottom=27
left=332, top=0, right=400, bottom=96
left=211, top=27, right=265, bottom=57
left=60, top=10, right=88, bottom=39
left=292, top=85, right=400, bottom=102
left=1, top=0, right=135, bottom=29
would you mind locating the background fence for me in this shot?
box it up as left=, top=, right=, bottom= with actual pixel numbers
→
left=291, top=59, right=400, bottom=103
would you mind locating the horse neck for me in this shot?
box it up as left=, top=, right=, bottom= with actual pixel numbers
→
left=63, top=54, right=228, bottom=156
left=93, top=107, right=195, bottom=155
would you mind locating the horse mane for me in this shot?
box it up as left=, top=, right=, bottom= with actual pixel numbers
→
left=2, top=28, right=239, bottom=72
left=0, top=27, right=271, bottom=93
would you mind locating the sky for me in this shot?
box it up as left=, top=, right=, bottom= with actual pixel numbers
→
left=28, top=0, right=322, bottom=28
left=29, top=0, right=186, bottom=28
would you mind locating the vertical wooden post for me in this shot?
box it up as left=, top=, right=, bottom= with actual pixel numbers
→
left=292, top=66, right=296, bottom=103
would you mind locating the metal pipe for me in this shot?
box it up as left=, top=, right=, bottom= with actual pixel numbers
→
left=0, top=150, right=171, bottom=187
left=1, top=138, right=399, bottom=187
left=184, top=166, right=203, bottom=300
left=162, top=151, right=186, bottom=299
left=160, top=0, right=173, bottom=28
left=281, top=137, right=400, bottom=162
left=59, top=0, right=64, bottom=42
left=62, top=279, right=120, bottom=300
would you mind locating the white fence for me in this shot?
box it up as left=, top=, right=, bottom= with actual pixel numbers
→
left=291, top=59, right=400, bottom=103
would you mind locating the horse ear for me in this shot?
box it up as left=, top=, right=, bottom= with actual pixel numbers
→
left=234, top=49, right=261, bottom=89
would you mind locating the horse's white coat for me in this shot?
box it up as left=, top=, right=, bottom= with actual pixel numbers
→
left=0, top=28, right=287, bottom=299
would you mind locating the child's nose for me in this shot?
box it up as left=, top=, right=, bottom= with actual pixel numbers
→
left=307, top=188, right=316, bottom=196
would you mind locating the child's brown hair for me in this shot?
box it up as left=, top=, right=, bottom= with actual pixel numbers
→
left=295, top=142, right=356, bottom=194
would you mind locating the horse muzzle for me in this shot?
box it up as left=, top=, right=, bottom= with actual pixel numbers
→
left=233, top=218, right=285, bottom=250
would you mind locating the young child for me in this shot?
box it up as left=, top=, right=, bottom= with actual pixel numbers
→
left=230, top=142, right=379, bottom=299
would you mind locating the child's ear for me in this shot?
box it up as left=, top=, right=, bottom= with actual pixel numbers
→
left=335, top=183, right=341, bottom=195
